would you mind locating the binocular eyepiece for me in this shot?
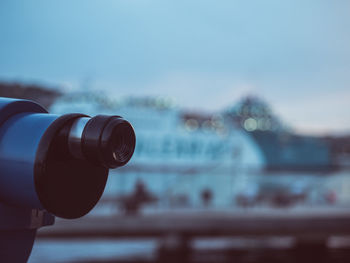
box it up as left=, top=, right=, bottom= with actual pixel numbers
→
left=67, top=115, right=135, bottom=169
left=0, top=98, right=136, bottom=219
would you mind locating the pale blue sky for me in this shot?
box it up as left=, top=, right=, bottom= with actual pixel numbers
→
left=0, top=0, right=349, bottom=134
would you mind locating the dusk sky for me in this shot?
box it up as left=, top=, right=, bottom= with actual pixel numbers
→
left=0, top=0, right=349, bottom=135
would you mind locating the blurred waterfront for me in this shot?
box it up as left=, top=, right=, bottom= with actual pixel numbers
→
left=0, top=84, right=347, bottom=262
left=0, top=82, right=347, bottom=263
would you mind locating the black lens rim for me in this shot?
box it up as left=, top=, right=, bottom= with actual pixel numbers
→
left=100, top=118, right=136, bottom=168
left=81, top=115, right=136, bottom=168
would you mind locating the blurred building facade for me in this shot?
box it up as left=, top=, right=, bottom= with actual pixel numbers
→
left=225, top=96, right=334, bottom=172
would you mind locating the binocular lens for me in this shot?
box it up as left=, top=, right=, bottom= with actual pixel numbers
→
left=99, top=118, right=136, bottom=168
left=68, top=115, right=136, bottom=169
left=111, top=123, right=135, bottom=163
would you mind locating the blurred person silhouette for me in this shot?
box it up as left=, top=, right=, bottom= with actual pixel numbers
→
left=200, top=188, right=213, bottom=207
left=118, top=179, right=157, bottom=215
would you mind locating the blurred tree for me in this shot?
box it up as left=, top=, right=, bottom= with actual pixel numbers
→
left=0, top=82, right=61, bottom=109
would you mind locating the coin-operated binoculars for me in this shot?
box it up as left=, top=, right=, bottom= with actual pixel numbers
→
left=0, top=97, right=136, bottom=262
